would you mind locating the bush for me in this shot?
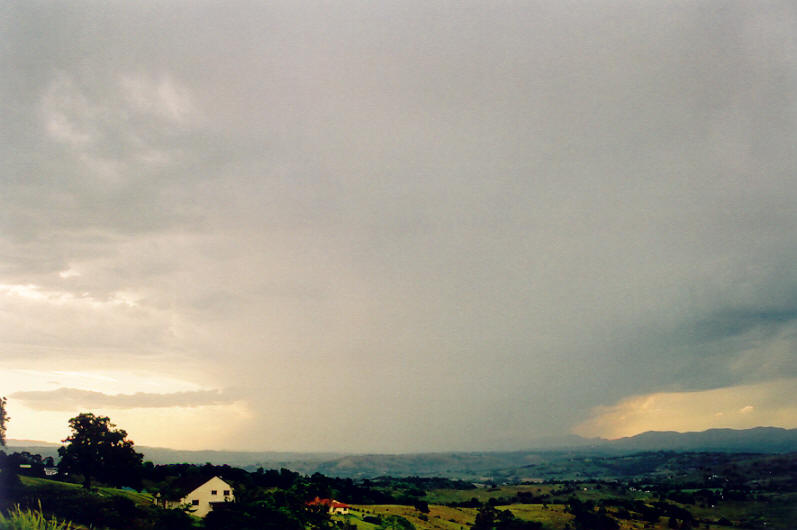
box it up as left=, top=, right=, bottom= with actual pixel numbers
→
left=471, top=506, right=543, bottom=530
left=150, top=508, right=195, bottom=530
left=566, top=499, right=619, bottom=530
left=378, top=515, right=415, bottom=529
left=7, top=482, right=195, bottom=530
left=0, top=471, right=23, bottom=511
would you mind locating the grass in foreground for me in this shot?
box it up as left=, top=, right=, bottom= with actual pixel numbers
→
left=0, top=505, right=72, bottom=530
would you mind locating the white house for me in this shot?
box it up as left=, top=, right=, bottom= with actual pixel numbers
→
left=159, top=476, right=235, bottom=518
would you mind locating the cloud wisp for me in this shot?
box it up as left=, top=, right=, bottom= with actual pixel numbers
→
left=12, top=388, right=237, bottom=412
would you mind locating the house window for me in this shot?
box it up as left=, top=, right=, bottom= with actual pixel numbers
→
left=223, top=490, right=230, bottom=496
left=211, top=490, right=217, bottom=495
left=191, top=500, right=199, bottom=506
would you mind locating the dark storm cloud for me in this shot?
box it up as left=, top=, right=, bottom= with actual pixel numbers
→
left=1, top=0, right=796, bottom=450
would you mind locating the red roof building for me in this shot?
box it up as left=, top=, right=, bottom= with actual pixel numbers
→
left=307, top=497, right=351, bottom=514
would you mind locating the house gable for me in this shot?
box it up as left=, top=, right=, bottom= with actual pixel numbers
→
left=162, top=476, right=234, bottom=518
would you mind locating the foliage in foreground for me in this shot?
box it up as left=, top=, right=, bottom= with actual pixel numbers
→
left=0, top=505, right=71, bottom=530
left=5, top=480, right=193, bottom=530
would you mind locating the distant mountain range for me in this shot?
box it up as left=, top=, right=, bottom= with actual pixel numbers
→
left=501, top=427, right=797, bottom=454
left=602, top=426, right=797, bottom=453
left=5, top=439, right=61, bottom=447
left=6, top=426, right=795, bottom=479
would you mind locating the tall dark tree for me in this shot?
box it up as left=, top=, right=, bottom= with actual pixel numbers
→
left=58, top=412, right=143, bottom=489
left=0, top=396, right=8, bottom=446
left=0, top=398, right=22, bottom=510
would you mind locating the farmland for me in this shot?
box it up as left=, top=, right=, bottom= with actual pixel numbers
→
left=2, top=449, right=795, bottom=529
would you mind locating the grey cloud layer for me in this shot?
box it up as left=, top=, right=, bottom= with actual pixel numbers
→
left=11, top=388, right=236, bottom=411
left=1, top=1, right=796, bottom=450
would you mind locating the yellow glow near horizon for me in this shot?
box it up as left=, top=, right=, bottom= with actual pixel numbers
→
left=572, top=378, right=797, bottom=439
left=1, top=368, right=251, bottom=450
left=5, top=400, right=251, bottom=450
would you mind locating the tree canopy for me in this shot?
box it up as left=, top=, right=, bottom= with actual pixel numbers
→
left=472, top=506, right=543, bottom=530
left=58, top=412, right=143, bottom=489
left=0, top=396, right=8, bottom=446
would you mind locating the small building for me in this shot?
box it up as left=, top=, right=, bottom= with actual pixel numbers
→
left=307, top=497, right=351, bottom=515
left=157, top=476, right=235, bottom=518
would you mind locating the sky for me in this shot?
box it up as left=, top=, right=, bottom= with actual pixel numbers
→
left=1, top=1, right=796, bottom=453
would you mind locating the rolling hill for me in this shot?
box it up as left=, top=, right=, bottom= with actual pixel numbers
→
left=6, top=426, right=795, bottom=479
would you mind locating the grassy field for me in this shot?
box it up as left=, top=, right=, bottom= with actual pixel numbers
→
left=498, top=504, right=573, bottom=529
left=13, top=476, right=796, bottom=529
left=331, top=510, right=380, bottom=529
left=683, top=492, right=797, bottom=529
left=18, top=476, right=82, bottom=489
left=18, top=476, right=156, bottom=507
left=350, top=504, right=478, bottom=530
left=424, top=485, right=549, bottom=504
left=424, top=483, right=654, bottom=505
left=12, top=476, right=170, bottom=530
left=350, top=483, right=797, bottom=530
left=349, top=503, right=676, bottom=530
left=347, top=501, right=762, bottom=530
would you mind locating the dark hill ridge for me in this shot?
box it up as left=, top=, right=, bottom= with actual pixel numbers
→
left=5, top=439, right=61, bottom=447
left=6, top=426, right=795, bottom=478
left=608, top=426, right=797, bottom=453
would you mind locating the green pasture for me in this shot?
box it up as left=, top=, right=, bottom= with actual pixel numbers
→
left=353, top=504, right=478, bottom=530
left=423, top=484, right=551, bottom=504
left=498, top=504, right=573, bottom=529
left=18, top=476, right=155, bottom=507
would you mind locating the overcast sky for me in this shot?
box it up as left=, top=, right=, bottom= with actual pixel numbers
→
left=1, top=1, right=796, bottom=452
